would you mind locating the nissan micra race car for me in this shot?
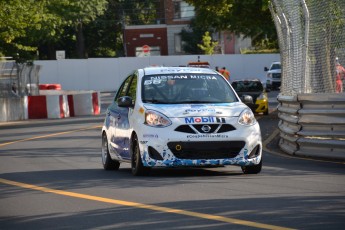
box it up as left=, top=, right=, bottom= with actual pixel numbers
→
left=102, top=67, right=262, bottom=176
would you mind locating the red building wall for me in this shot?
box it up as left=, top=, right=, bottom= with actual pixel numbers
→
left=124, top=27, right=168, bottom=57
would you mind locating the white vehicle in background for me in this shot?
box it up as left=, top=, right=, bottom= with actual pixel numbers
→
left=264, top=62, right=281, bottom=90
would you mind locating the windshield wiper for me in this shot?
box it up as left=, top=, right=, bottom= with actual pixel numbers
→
left=171, top=100, right=213, bottom=104
left=143, top=99, right=169, bottom=104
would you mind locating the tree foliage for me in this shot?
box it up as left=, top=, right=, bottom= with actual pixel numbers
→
left=185, top=0, right=278, bottom=49
left=180, top=19, right=210, bottom=54
left=0, top=0, right=107, bottom=61
left=0, top=0, right=162, bottom=61
left=198, top=32, right=218, bottom=55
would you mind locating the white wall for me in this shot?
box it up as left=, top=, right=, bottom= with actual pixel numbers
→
left=35, top=54, right=280, bottom=92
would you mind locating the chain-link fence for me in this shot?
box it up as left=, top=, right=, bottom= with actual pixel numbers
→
left=0, top=61, right=40, bottom=98
left=270, top=0, right=345, bottom=95
left=270, top=0, right=345, bottom=160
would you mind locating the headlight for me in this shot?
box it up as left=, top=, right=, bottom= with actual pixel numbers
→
left=267, top=73, right=272, bottom=78
left=145, top=110, right=172, bottom=127
left=238, top=108, right=257, bottom=126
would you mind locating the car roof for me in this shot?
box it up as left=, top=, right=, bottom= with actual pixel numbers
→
left=142, top=66, right=216, bottom=76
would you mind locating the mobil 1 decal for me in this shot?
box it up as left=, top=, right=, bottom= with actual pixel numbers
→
left=185, top=116, right=225, bottom=124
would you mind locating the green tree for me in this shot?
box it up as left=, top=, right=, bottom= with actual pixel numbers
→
left=0, top=0, right=108, bottom=61
left=180, top=19, right=209, bottom=54
left=198, top=31, right=218, bottom=55
left=50, top=0, right=108, bottom=58
left=121, top=0, right=160, bottom=26
left=0, top=0, right=63, bottom=62
left=185, top=0, right=278, bottom=50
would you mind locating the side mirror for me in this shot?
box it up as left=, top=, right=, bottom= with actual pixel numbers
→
left=242, top=95, right=254, bottom=104
left=118, top=96, right=133, bottom=107
left=264, top=67, right=269, bottom=71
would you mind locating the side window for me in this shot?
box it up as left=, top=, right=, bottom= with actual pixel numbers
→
left=115, top=75, right=133, bottom=101
left=127, top=74, right=137, bottom=105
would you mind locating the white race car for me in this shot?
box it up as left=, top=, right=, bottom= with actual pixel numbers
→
left=102, top=66, right=262, bottom=176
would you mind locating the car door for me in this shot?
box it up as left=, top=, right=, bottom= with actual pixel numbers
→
left=108, top=75, right=133, bottom=159
left=109, top=73, right=138, bottom=160
left=116, top=74, right=137, bottom=160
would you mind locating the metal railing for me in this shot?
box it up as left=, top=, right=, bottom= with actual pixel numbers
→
left=278, top=94, right=345, bottom=160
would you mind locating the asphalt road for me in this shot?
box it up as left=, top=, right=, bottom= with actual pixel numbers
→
left=0, top=91, right=344, bottom=230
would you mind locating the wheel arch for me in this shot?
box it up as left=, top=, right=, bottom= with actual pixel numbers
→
left=130, top=131, right=138, bottom=159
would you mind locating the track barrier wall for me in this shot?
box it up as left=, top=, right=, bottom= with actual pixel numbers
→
left=0, top=90, right=100, bottom=122
left=277, top=93, right=345, bottom=161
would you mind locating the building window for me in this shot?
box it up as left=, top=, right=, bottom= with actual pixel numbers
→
left=174, top=34, right=182, bottom=53
left=173, top=1, right=195, bottom=20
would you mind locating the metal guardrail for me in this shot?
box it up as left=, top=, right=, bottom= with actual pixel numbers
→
left=277, top=93, right=345, bottom=160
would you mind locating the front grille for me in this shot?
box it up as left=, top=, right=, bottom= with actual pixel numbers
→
left=175, top=124, right=236, bottom=134
left=272, top=82, right=281, bottom=87
left=175, top=125, right=195, bottom=134
left=272, top=73, right=281, bottom=79
left=193, top=124, right=219, bottom=133
left=167, top=141, right=245, bottom=159
left=217, top=124, right=236, bottom=133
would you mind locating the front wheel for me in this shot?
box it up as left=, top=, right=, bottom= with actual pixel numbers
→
left=131, top=135, right=150, bottom=176
left=102, top=133, right=120, bottom=170
left=241, top=159, right=262, bottom=174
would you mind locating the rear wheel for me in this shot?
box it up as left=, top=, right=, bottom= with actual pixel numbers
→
left=131, top=135, right=150, bottom=176
left=102, top=133, right=120, bottom=170
left=241, top=159, right=262, bottom=174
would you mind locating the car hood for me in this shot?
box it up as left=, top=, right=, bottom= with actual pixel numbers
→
left=236, top=91, right=262, bottom=98
left=268, top=69, right=281, bottom=73
left=143, top=102, right=248, bottom=118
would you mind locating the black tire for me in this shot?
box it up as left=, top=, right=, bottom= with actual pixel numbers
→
left=241, top=159, right=262, bottom=174
left=263, top=109, right=269, bottom=115
left=131, top=135, right=150, bottom=176
left=102, top=133, right=120, bottom=170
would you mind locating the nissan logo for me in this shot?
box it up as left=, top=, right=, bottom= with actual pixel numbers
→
left=201, top=125, right=211, bottom=133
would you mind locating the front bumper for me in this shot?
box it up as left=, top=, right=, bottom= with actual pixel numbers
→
left=137, top=117, right=262, bottom=168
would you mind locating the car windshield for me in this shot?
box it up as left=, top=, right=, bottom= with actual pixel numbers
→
left=231, top=81, right=264, bottom=92
left=271, top=63, right=281, bottom=70
left=142, top=73, right=238, bottom=104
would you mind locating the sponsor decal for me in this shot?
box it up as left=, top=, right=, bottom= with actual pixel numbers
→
left=185, top=108, right=216, bottom=113
left=186, top=134, right=229, bottom=138
left=144, top=75, right=217, bottom=85
left=190, top=75, right=217, bottom=80
left=143, top=134, right=159, bottom=138
left=184, top=116, right=225, bottom=124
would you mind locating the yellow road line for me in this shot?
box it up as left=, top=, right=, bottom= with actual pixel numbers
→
left=0, top=178, right=295, bottom=230
left=0, top=125, right=102, bottom=147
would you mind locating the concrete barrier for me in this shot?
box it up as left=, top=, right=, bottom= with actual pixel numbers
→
left=67, top=92, right=100, bottom=116
left=40, top=90, right=100, bottom=117
left=27, top=94, right=69, bottom=119
left=1, top=90, right=100, bottom=121
left=0, top=97, right=28, bottom=122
